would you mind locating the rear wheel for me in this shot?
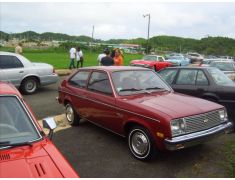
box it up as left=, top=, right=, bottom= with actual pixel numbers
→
left=65, top=103, right=80, bottom=126
left=21, top=77, right=38, bottom=94
left=128, top=126, right=156, bottom=161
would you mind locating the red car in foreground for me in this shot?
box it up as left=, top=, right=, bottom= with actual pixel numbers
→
left=0, top=82, right=78, bottom=178
left=130, top=55, right=172, bottom=71
left=58, top=66, right=232, bottom=161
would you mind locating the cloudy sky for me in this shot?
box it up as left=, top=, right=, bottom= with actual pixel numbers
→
left=1, top=1, right=235, bottom=40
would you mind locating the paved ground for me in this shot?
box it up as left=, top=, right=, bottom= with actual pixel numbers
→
left=23, top=75, right=235, bottom=178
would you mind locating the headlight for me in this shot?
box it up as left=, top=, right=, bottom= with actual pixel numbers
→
left=219, top=109, right=228, bottom=122
left=171, top=118, right=186, bottom=137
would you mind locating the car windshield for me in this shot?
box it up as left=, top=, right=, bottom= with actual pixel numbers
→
left=210, top=62, right=235, bottom=71
left=142, top=55, right=157, bottom=61
left=112, top=70, right=172, bottom=95
left=0, top=96, right=41, bottom=147
left=207, top=68, right=235, bottom=86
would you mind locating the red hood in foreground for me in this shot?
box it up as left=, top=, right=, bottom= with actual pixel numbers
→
left=0, top=140, right=78, bottom=178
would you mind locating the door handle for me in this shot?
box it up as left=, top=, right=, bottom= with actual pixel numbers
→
left=19, top=71, right=24, bottom=73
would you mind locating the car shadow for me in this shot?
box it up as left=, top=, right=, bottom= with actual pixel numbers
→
left=51, top=120, right=228, bottom=178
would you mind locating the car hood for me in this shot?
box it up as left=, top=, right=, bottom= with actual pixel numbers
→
left=124, top=92, right=223, bottom=120
left=131, top=60, right=154, bottom=65
left=0, top=143, right=63, bottom=178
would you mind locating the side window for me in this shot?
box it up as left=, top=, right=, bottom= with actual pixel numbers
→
left=69, top=71, right=90, bottom=88
left=176, top=69, right=197, bottom=85
left=158, top=69, right=178, bottom=84
left=196, top=70, right=209, bottom=85
left=88, top=72, right=113, bottom=95
left=0, top=55, right=24, bottom=69
left=158, top=57, right=164, bottom=62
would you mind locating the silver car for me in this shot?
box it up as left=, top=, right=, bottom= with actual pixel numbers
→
left=0, top=51, right=58, bottom=94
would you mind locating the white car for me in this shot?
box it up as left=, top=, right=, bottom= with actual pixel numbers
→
left=0, top=51, right=58, bottom=94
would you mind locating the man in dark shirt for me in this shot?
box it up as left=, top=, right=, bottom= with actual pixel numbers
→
left=101, top=49, right=114, bottom=66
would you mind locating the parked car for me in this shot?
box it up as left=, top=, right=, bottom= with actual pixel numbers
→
left=209, top=61, right=235, bottom=81
left=0, top=82, right=79, bottom=178
left=158, top=66, right=235, bottom=129
left=200, top=58, right=233, bottom=67
left=187, top=52, right=204, bottom=64
left=58, top=66, right=232, bottom=161
left=165, top=56, right=190, bottom=66
left=0, top=51, right=58, bottom=94
left=130, top=55, right=172, bottom=71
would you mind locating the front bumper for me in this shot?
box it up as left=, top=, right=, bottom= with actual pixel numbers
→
left=164, top=121, right=233, bottom=151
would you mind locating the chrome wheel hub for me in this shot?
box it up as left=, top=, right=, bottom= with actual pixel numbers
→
left=131, top=131, right=149, bottom=156
left=66, top=106, right=74, bottom=122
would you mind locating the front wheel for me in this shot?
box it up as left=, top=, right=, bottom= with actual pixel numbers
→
left=128, top=126, right=156, bottom=161
left=65, top=103, right=80, bottom=126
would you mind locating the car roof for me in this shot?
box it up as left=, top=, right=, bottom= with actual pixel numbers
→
left=79, top=66, right=149, bottom=72
left=159, top=66, right=217, bottom=71
left=0, top=81, right=22, bottom=97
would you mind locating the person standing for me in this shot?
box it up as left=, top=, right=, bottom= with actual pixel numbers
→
left=97, top=49, right=107, bottom=66
left=76, top=46, right=84, bottom=68
left=15, top=43, right=23, bottom=55
left=100, top=49, right=114, bottom=66
left=69, top=47, right=76, bottom=69
left=113, top=48, right=124, bottom=66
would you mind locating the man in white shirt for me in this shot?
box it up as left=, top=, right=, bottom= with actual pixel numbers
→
left=76, top=46, right=84, bottom=68
left=69, top=47, right=76, bottom=69
left=97, top=50, right=106, bottom=66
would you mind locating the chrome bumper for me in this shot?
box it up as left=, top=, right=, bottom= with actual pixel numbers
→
left=164, top=121, right=233, bottom=151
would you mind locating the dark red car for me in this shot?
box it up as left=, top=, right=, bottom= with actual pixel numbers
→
left=130, top=55, right=172, bottom=71
left=0, top=82, right=79, bottom=178
left=58, top=66, right=232, bottom=161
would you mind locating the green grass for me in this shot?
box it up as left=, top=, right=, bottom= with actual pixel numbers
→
left=0, top=47, right=142, bottom=69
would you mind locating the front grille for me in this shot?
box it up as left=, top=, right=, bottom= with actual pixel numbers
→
left=184, top=110, right=223, bottom=134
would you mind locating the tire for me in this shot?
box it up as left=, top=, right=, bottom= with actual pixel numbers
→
left=128, top=126, right=156, bottom=161
left=21, top=77, right=38, bottom=94
left=65, top=103, right=80, bottom=126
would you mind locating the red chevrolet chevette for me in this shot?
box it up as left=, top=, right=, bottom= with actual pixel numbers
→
left=0, top=82, right=79, bottom=177
left=58, top=66, right=233, bottom=161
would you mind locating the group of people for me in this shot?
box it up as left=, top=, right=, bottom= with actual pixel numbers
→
left=69, top=46, right=84, bottom=69
left=97, top=48, right=124, bottom=66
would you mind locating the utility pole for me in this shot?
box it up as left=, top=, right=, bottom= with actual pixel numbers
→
left=90, top=25, right=94, bottom=52
left=143, top=13, right=150, bottom=54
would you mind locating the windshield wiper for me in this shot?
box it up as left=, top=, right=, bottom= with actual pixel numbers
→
left=145, top=87, right=167, bottom=91
left=119, top=88, right=143, bottom=92
left=0, top=141, right=32, bottom=148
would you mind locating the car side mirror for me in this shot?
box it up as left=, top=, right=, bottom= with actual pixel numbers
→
left=42, top=117, right=57, bottom=140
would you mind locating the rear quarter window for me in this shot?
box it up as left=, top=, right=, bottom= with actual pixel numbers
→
left=69, top=71, right=90, bottom=88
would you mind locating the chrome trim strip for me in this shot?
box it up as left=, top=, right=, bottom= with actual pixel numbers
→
left=164, top=121, right=233, bottom=147
left=0, top=94, right=43, bottom=142
left=59, top=89, right=160, bottom=123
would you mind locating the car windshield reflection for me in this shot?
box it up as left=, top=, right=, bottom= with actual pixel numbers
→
left=208, top=68, right=235, bottom=86
left=0, top=96, right=41, bottom=147
left=112, top=70, right=171, bottom=95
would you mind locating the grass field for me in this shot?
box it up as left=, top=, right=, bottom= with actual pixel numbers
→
left=0, top=47, right=143, bottom=69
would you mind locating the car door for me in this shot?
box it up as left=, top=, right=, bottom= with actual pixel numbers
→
left=86, top=71, right=121, bottom=132
left=0, top=55, right=24, bottom=87
left=66, top=70, right=91, bottom=119
left=172, top=69, right=209, bottom=97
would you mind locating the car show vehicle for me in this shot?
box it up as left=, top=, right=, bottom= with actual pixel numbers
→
left=58, top=66, right=232, bottom=161
left=158, top=66, right=235, bottom=128
left=0, top=82, right=79, bottom=178
left=130, top=55, right=172, bottom=71
left=209, top=61, right=235, bottom=81
left=187, top=52, right=204, bottom=64
left=165, top=56, right=190, bottom=66
left=0, top=51, right=58, bottom=94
